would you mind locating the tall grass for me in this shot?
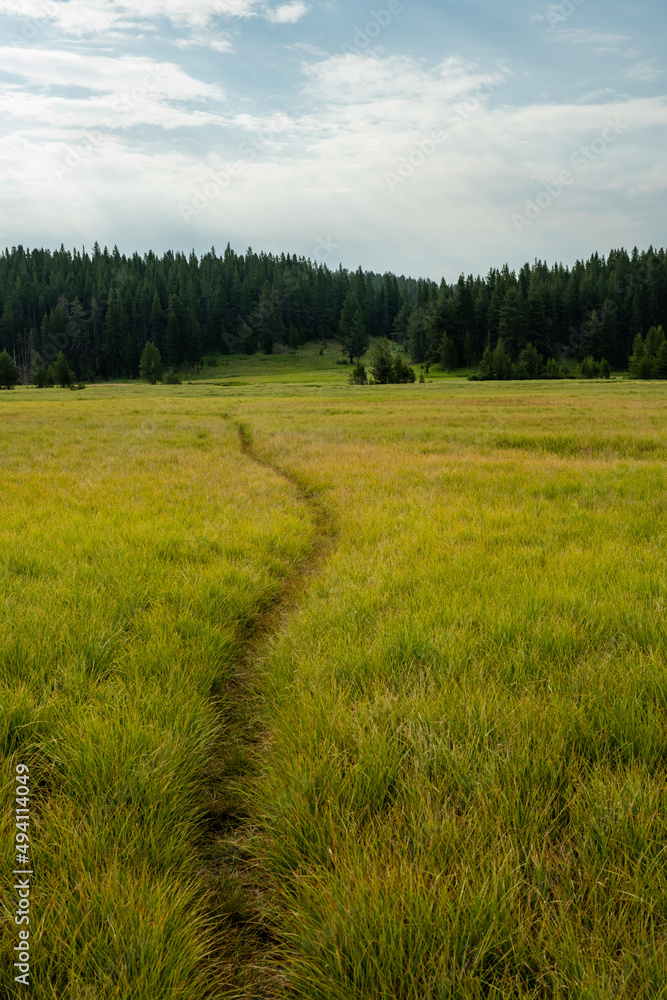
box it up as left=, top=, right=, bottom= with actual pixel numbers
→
left=231, top=382, right=667, bottom=998
left=3, top=379, right=667, bottom=998
left=0, top=397, right=314, bottom=998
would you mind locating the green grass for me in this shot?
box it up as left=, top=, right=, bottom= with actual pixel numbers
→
left=2, top=375, right=667, bottom=998
left=231, top=382, right=667, bottom=998
left=0, top=399, right=314, bottom=998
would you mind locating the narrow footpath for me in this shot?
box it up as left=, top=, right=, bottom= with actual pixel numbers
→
left=199, top=418, right=337, bottom=998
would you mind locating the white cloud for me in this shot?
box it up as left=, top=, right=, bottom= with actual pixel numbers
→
left=555, top=29, right=630, bottom=49
left=173, top=32, right=234, bottom=52
left=0, top=51, right=666, bottom=277
left=0, top=48, right=224, bottom=100
left=0, top=49, right=226, bottom=135
left=0, top=0, right=263, bottom=35
left=621, top=59, right=663, bottom=83
left=265, top=2, right=308, bottom=24
left=575, top=88, right=615, bottom=104
left=0, top=0, right=308, bottom=34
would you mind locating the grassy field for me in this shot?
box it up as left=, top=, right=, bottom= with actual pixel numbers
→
left=2, top=371, right=667, bottom=998
left=0, top=396, right=314, bottom=998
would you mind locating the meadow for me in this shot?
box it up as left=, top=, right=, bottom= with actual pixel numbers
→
left=1, top=364, right=666, bottom=998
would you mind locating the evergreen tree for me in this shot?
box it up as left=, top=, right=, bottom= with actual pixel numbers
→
left=339, top=292, right=368, bottom=362
left=165, top=295, right=183, bottom=367
left=475, top=343, right=492, bottom=379
left=369, top=338, right=394, bottom=383
left=491, top=338, right=512, bottom=380
left=514, top=342, right=543, bottom=379
left=391, top=301, right=413, bottom=345
left=407, top=309, right=427, bottom=362
left=440, top=333, right=458, bottom=372
left=627, top=334, right=646, bottom=379
left=653, top=340, right=667, bottom=379
left=392, top=354, right=415, bottom=383
left=52, top=351, right=74, bottom=387
left=0, top=348, right=18, bottom=388
left=255, top=282, right=284, bottom=355
left=348, top=362, right=368, bottom=385
left=578, top=356, right=599, bottom=379
left=139, top=342, right=164, bottom=384
left=150, top=291, right=166, bottom=347
left=29, top=351, right=48, bottom=388
left=497, top=287, right=524, bottom=358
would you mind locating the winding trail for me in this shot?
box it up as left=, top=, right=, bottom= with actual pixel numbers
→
left=200, top=419, right=337, bottom=997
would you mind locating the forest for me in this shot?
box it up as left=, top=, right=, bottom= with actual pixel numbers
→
left=0, top=242, right=666, bottom=380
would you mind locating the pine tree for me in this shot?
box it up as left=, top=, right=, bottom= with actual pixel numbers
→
left=29, top=351, right=48, bottom=388
left=150, top=291, right=166, bottom=348
left=627, top=334, right=645, bottom=378
left=653, top=340, right=667, bottom=379
left=491, top=338, right=512, bottom=380
left=497, top=287, right=524, bottom=358
left=139, top=342, right=164, bottom=384
left=369, top=338, right=394, bottom=383
left=440, top=333, right=458, bottom=372
left=52, top=351, right=74, bottom=387
left=165, top=295, right=183, bottom=367
left=0, top=348, right=18, bottom=388
left=514, top=342, right=543, bottom=379
left=348, top=362, right=368, bottom=385
left=339, top=292, right=368, bottom=362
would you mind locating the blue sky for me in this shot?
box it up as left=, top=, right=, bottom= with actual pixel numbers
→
left=0, top=0, right=665, bottom=279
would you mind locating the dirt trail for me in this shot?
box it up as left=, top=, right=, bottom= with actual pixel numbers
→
left=199, top=419, right=337, bottom=997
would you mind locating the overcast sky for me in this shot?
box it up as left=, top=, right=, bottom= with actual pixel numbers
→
left=0, top=0, right=665, bottom=280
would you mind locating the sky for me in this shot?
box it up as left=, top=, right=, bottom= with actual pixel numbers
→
left=0, top=0, right=665, bottom=281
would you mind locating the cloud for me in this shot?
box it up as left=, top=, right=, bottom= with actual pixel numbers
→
left=0, top=0, right=263, bottom=35
left=0, top=48, right=226, bottom=134
left=554, top=29, right=631, bottom=49
left=0, top=47, right=224, bottom=100
left=621, top=59, right=663, bottom=83
left=0, top=48, right=666, bottom=278
left=173, top=32, right=234, bottom=52
left=265, top=2, right=308, bottom=24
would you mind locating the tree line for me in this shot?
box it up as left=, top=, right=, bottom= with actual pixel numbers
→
left=0, top=242, right=665, bottom=383
left=398, top=246, right=667, bottom=374
left=0, top=242, right=408, bottom=381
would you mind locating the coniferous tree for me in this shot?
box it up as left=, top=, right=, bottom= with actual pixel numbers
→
left=514, top=342, right=543, bottom=379
left=0, top=348, right=18, bottom=388
left=52, top=351, right=73, bottom=387
left=29, top=351, right=48, bottom=387
left=139, top=342, right=164, bottom=384
left=339, top=292, right=368, bottom=362
left=491, top=338, right=512, bottom=380
left=440, top=333, right=458, bottom=372
left=369, top=338, right=394, bottom=384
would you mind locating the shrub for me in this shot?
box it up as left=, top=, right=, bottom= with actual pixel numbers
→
left=348, top=363, right=368, bottom=385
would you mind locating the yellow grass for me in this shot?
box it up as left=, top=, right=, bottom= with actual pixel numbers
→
left=2, top=377, right=666, bottom=998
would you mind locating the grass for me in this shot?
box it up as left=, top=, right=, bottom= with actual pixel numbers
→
left=2, top=370, right=667, bottom=998
left=0, top=398, right=314, bottom=998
